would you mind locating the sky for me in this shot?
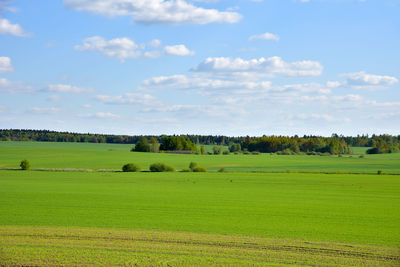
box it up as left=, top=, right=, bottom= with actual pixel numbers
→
left=0, top=0, right=399, bottom=136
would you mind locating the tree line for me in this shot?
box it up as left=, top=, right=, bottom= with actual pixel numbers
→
left=1, top=129, right=399, bottom=154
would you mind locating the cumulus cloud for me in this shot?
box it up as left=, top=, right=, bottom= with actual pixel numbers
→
left=249, top=32, right=280, bottom=41
left=64, top=0, right=242, bottom=25
left=164, top=45, right=195, bottom=56
left=0, top=56, right=13, bottom=73
left=75, top=36, right=141, bottom=61
left=344, top=71, right=398, bottom=88
left=46, top=84, right=93, bottom=94
left=75, top=36, right=195, bottom=61
left=148, top=39, right=162, bottom=47
left=0, top=18, right=28, bottom=37
left=192, top=56, right=323, bottom=77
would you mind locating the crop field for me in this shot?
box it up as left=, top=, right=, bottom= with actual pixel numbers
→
left=1, top=226, right=399, bottom=266
left=1, top=141, right=399, bottom=174
left=0, top=141, right=399, bottom=265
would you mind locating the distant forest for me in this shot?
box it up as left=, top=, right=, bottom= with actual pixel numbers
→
left=1, top=129, right=399, bottom=154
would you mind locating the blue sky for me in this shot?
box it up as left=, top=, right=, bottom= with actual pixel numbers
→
left=0, top=0, right=399, bottom=136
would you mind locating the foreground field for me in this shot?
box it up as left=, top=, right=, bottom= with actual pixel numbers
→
left=1, top=141, right=400, bottom=173
left=1, top=170, right=399, bottom=246
left=1, top=226, right=399, bottom=266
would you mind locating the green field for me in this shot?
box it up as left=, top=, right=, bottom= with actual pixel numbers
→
left=0, top=141, right=399, bottom=265
left=1, top=141, right=399, bottom=173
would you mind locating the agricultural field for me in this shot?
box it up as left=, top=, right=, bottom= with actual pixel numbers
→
left=1, top=141, right=399, bottom=174
left=0, top=141, right=399, bottom=265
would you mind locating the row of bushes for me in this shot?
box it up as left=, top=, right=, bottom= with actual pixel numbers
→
left=122, top=162, right=208, bottom=173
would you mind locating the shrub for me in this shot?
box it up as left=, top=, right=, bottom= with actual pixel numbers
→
left=122, top=163, right=140, bottom=172
left=189, top=162, right=198, bottom=171
left=377, top=170, right=383, bottom=175
left=192, top=166, right=207, bottom=172
left=149, top=163, right=175, bottom=172
left=218, top=167, right=226, bottom=172
left=223, top=150, right=230, bottom=155
left=251, top=151, right=260, bottom=155
left=180, top=169, right=191, bottom=172
left=20, top=159, right=30, bottom=170
left=367, top=147, right=379, bottom=154
left=359, top=155, right=364, bottom=158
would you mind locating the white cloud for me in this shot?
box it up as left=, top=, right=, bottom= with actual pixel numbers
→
left=96, top=93, right=160, bottom=107
left=249, top=32, right=279, bottom=41
left=81, top=112, right=120, bottom=119
left=326, top=81, right=341, bottom=88
left=0, top=78, right=34, bottom=93
left=46, top=84, right=93, bottom=94
left=0, top=56, right=13, bottom=73
left=75, top=36, right=194, bottom=60
left=64, top=0, right=242, bottom=25
left=164, top=45, right=195, bottom=56
left=344, top=71, right=398, bottom=88
left=148, top=39, right=162, bottom=47
left=75, top=36, right=141, bottom=61
left=28, top=107, right=59, bottom=115
left=0, top=18, right=28, bottom=37
left=192, top=56, right=323, bottom=77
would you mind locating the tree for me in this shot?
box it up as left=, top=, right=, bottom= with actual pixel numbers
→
left=189, top=162, right=197, bottom=171
left=200, top=145, right=206, bottom=155
left=133, top=137, right=150, bottom=152
left=20, top=159, right=30, bottom=170
left=149, top=137, right=159, bottom=153
left=213, top=145, right=222, bottom=155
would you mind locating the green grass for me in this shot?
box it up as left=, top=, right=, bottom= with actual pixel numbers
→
left=351, top=146, right=371, bottom=154
left=1, top=226, right=398, bottom=266
left=1, top=141, right=400, bottom=173
left=0, top=170, right=399, bottom=246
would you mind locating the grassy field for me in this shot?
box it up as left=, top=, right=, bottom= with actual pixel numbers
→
left=1, top=226, right=398, bottom=266
left=1, top=141, right=399, bottom=265
left=1, top=170, right=399, bottom=246
left=1, top=141, right=399, bottom=173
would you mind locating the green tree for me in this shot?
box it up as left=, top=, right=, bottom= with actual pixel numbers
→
left=133, top=137, right=150, bottom=152
left=149, top=137, right=160, bottom=153
left=20, top=159, right=30, bottom=170
left=213, top=145, right=222, bottom=155
left=189, top=162, right=198, bottom=171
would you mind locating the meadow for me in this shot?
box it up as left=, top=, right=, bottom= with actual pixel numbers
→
left=0, top=141, right=399, bottom=265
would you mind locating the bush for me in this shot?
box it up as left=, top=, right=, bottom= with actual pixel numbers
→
left=149, top=163, right=175, bottom=172
left=218, top=167, right=226, bottom=172
left=359, top=155, right=364, bottom=158
left=192, top=166, right=207, bottom=172
left=122, top=163, right=140, bottom=172
left=20, top=159, right=30, bottom=170
left=377, top=170, right=383, bottom=175
left=180, top=169, right=191, bottom=172
left=251, top=151, right=260, bottom=155
left=222, top=151, right=230, bottom=155
left=189, top=162, right=198, bottom=171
